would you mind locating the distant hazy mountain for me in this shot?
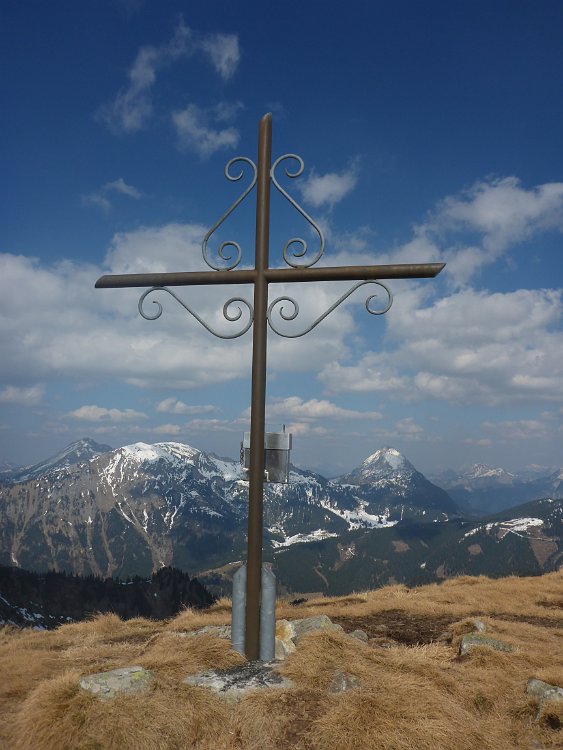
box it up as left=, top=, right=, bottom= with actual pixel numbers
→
left=0, top=440, right=457, bottom=579
left=0, top=438, right=112, bottom=484
left=430, top=462, right=563, bottom=515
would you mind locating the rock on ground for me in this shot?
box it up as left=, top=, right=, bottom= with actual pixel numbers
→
left=349, top=629, right=369, bottom=642
left=292, top=614, right=344, bottom=644
left=459, top=633, right=514, bottom=656
left=329, top=670, right=361, bottom=693
left=527, top=679, right=563, bottom=709
left=79, top=666, right=153, bottom=700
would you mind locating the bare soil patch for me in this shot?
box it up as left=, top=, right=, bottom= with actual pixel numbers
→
left=331, top=608, right=457, bottom=645
left=489, top=613, right=563, bottom=628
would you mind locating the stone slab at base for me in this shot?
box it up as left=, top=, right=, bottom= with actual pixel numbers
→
left=184, top=661, right=294, bottom=704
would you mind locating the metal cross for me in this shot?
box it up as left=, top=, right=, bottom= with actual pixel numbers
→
left=95, top=113, right=444, bottom=660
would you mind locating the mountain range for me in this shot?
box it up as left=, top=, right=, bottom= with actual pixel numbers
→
left=429, top=463, right=563, bottom=515
left=0, top=438, right=561, bottom=596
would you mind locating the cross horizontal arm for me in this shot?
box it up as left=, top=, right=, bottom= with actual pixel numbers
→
left=94, top=263, right=444, bottom=289
left=95, top=269, right=257, bottom=288
left=266, top=263, right=445, bottom=283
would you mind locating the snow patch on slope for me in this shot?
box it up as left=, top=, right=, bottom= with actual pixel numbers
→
left=271, top=529, right=339, bottom=548
left=321, top=498, right=397, bottom=530
left=463, top=517, right=544, bottom=538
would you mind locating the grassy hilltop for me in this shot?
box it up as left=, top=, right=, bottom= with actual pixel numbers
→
left=1, top=572, right=562, bottom=749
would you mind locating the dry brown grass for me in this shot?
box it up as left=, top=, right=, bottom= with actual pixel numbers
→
left=1, top=571, right=561, bottom=749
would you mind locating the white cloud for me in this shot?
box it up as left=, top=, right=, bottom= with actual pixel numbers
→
left=156, top=398, right=216, bottom=415
left=435, top=177, right=563, bottom=251
left=266, top=396, right=382, bottom=421
left=213, top=100, right=244, bottom=121
left=198, top=33, right=240, bottom=80
left=332, top=225, right=376, bottom=254
left=98, top=20, right=240, bottom=134
left=102, top=222, right=208, bottom=275
left=67, top=405, right=147, bottom=422
left=481, top=418, right=550, bottom=440
left=320, top=359, right=411, bottom=396
left=186, top=418, right=235, bottom=432
left=104, top=178, right=142, bottom=199
left=413, top=372, right=486, bottom=402
left=327, top=176, right=563, bottom=291
left=464, top=438, right=493, bottom=446
left=0, top=384, right=44, bottom=406
left=81, top=192, right=112, bottom=212
left=321, top=287, right=563, bottom=407
left=299, top=161, right=360, bottom=208
left=394, top=417, right=424, bottom=436
left=420, top=176, right=563, bottom=286
left=99, top=47, right=167, bottom=133
left=441, top=246, right=486, bottom=287
left=82, top=177, right=142, bottom=212
left=152, top=423, right=184, bottom=435
left=284, top=422, right=331, bottom=437
left=172, top=103, right=240, bottom=158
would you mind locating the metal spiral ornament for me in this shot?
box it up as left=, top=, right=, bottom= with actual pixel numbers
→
left=267, top=280, right=393, bottom=338
left=270, top=154, right=325, bottom=269
left=138, top=287, right=254, bottom=339
left=202, top=157, right=257, bottom=271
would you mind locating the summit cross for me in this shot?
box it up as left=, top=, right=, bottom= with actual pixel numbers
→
left=95, top=113, right=445, bottom=660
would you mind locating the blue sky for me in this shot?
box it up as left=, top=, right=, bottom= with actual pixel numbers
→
left=1, top=0, right=562, bottom=476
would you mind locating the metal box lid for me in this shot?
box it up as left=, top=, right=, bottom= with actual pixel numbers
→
left=243, top=432, right=292, bottom=450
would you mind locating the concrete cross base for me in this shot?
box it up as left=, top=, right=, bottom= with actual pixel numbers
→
left=183, top=661, right=293, bottom=704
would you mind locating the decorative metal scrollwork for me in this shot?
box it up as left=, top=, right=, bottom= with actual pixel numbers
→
left=271, top=154, right=325, bottom=269
left=138, top=287, right=254, bottom=340
left=267, top=280, right=393, bottom=338
left=202, top=157, right=257, bottom=271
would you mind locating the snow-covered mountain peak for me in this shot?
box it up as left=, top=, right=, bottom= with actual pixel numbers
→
left=61, top=437, right=103, bottom=455
left=154, top=442, right=201, bottom=462
left=334, top=445, right=425, bottom=488
left=363, top=446, right=406, bottom=471
left=41, top=437, right=112, bottom=465
left=120, top=441, right=200, bottom=465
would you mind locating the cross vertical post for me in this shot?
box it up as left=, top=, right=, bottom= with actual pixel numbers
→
left=246, top=114, right=272, bottom=660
